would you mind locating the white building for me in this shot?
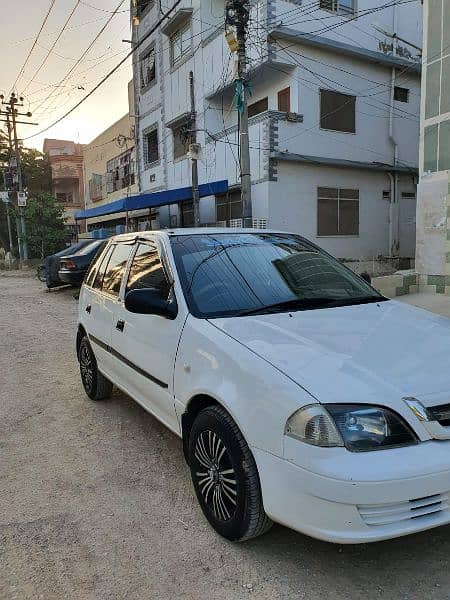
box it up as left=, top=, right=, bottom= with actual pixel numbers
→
left=415, top=0, right=450, bottom=294
left=132, top=0, right=422, bottom=261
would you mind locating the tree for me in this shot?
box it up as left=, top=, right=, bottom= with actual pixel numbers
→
left=0, top=129, right=53, bottom=255
left=21, top=147, right=52, bottom=196
left=13, top=193, right=67, bottom=259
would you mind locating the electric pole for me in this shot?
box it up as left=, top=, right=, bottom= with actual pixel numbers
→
left=226, top=0, right=252, bottom=227
left=189, top=70, right=200, bottom=227
left=0, top=93, right=38, bottom=261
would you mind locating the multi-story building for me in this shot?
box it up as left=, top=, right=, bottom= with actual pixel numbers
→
left=132, top=0, right=422, bottom=261
left=43, top=138, right=84, bottom=240
left=416, top=0, right=450, bottom=293
left=82, top=83, right=139, bottom=235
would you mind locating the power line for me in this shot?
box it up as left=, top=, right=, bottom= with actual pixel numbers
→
left=22, top=0, right=184, bottom=141
left=31, top=0, right=127, bottom=116
left=21, top=0, right=83, bottom=94
left=10, top=0, right=58, bottom=94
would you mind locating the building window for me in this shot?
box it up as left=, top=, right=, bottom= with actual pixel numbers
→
left=320, top=89, right=356, bottom=133
left=170, top=21, right=191, bottom=67
left=136, top=0, right=153, bottom=17
left=143, top=127, right=159, bottom=166
left=56, top=192, right=73, bottom=203
left=424, top=123, right=438, bottom=173
left=106, top=149, right=135, bottom=193
left=277, top=87, right=291, bottom=113
left=173, top=124, right=190, bottom=160
left=89, top=173, right=103, bottom=201
left=319, top=0, right=355, bottom=15
left=140, top=46, right=156, bottom=89
left=317, top=187, right=359, bottom=236
left=394, top=86, right=409, bottom=103
left=216, top=190, right=243, bottom=224
left=248, top=97, right=268, bottom=118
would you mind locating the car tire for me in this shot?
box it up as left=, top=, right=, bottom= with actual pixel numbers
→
left=79, top=336, right=113, bottom=401
left=188, top=405, right=273, bottom=542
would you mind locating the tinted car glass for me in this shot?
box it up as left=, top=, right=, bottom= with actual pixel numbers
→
left=170, top=233, right=382, bottom=318
left=102, top=244, right=133, bottom=296
left=126, top=243, right=169, bottom=297
left=84, top=242, right=108, bottom=287
left=92, top=245, right=114, bottom=290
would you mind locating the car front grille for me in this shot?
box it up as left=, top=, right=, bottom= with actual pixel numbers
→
left=358, top=493, right=450, bottom=527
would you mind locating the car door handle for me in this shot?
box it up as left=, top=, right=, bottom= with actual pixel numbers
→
left=85, top=304, right=91, bottom=314
left=116, top=319, right=125, bottom=332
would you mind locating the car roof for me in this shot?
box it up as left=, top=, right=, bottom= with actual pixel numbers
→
left=109, top=228, right=291, bottom=243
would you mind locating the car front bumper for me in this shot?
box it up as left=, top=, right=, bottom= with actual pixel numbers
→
left=253, top=439, right=450, bottom=543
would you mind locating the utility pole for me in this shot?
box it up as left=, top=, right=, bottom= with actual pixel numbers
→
left=0, top=93, right=38, bottom=261
left=226, top=0, right=252, bottom=227
left=189, top=71, right=200, bottom=227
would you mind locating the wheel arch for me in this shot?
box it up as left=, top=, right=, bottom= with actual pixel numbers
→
left=181, top=394, right=220, bottom=464
left=76, top=324, right=87, bottom=360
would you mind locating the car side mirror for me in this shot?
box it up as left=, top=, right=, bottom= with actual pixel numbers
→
left=124, top=288, right=177, bottom=319
left=360, top=271, right=371, bottom=285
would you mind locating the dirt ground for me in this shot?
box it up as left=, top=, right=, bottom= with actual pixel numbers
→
left=2, top=276, right=450, bottom=600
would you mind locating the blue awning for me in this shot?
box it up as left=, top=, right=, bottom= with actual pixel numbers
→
left=75, top=179, right=228, bottom=220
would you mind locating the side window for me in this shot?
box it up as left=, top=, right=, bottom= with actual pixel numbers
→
left=85, top=243, right=107, bottom=287
left=102, top=244, right=133, bottom=296
left=92, top=245, right=114, bottom=290
left=126, top=243, right=170, bottom=298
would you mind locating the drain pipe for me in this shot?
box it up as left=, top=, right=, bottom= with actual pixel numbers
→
left=388, top=65, right=399, bottom=258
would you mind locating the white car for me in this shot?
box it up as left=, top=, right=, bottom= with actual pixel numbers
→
left=77, top=229, right=450, bottom=544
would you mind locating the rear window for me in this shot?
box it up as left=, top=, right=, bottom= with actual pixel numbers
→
left=74, top=241, right=103, bottom=256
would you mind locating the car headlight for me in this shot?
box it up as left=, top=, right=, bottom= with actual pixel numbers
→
left=285, top=404, right=418, bottom=452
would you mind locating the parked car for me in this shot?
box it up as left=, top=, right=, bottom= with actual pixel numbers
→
left=41, top=240, right=93, bottom=288
left=76, top=229, right=450, bottom=544
left=59, top=240, right=106, bottom=286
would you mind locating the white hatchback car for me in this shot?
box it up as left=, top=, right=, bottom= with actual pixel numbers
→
left=77, top=229, right=450, bottom=544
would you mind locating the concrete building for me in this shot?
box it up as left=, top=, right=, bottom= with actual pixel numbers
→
left=416, top=0, right=450, bottom=293
left=82, top=82, right=138, bottom=235
left=131, top=0, right=422, bottom=261
left=43, top=138, right=85, bottom=240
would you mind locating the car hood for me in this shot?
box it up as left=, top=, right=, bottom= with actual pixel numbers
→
left=210, top=300, right=450, bottom=405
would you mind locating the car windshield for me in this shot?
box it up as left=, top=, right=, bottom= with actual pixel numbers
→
left=170, top=233, right=385, bottom=319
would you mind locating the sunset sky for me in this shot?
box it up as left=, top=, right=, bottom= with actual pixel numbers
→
left=0, top=0, right=133, bottom=151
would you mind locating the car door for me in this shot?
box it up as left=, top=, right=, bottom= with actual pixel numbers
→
left=83, top=242, right=133, bottom=380
left=110, top=239, right=183, bottom=434
left=81, top=243, right=115, bottom=374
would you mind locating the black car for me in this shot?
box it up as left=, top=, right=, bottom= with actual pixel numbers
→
left=43, top=240, right=93, bottom=289
left=58, top=240, right=106, bottom=286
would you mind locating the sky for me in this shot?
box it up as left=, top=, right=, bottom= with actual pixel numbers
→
left=0, top=0, right=133, bottom=152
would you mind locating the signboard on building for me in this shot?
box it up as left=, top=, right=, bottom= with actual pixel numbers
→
left=0, top=191, right=9, bottom=203
left=17, top=191, right=27, bottom=207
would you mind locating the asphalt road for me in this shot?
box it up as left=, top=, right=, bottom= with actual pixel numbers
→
left=2, top=276, right=450, bottom=600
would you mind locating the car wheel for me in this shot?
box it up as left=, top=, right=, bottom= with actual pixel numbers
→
left=188, top=405, right=273, bottom=542
left=79, top=336, right=113, bottom=401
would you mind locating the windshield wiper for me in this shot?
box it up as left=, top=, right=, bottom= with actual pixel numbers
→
left=235, top=295, right=386, bottom=317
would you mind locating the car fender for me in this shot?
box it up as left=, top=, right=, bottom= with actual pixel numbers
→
left=174, top=314, right=316, bottom=457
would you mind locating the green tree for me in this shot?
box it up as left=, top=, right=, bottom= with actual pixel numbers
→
left=0, top=131, right=53, bottom=255
left=21, top=147, right=52, bottom=196
left=13, top=193, right=67, bottom=259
